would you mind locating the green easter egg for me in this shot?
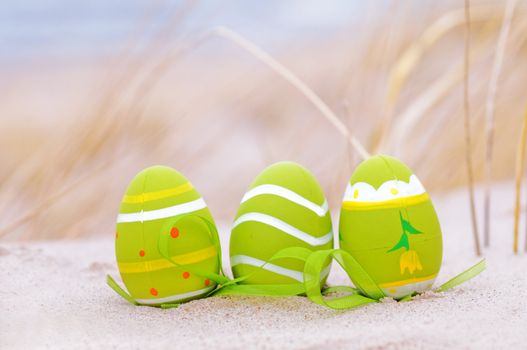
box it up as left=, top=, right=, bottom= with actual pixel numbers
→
left=230, top=161, right=333, bottom=284
left=115, top=166, right=219, bottom=305
left=339, top=155, right=443, bottom=298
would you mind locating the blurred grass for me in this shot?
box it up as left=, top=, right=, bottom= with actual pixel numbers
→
left=1, top=0, right=527, bottom=240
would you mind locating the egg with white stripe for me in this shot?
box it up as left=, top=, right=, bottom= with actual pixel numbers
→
left=230, top=162, right=333, bottom=284
left=115, top=166, right=220, bottom=305
left=339, top=155, right=443, bottom=298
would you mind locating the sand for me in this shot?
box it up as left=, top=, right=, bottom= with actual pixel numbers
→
left=1, top=182, right=526, bottom=349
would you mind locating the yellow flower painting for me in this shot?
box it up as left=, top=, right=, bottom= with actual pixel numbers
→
left=400, top=250, right=423, bottom=274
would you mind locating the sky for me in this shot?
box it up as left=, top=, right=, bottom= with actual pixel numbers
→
left=0, top=0, right=365, bottom=62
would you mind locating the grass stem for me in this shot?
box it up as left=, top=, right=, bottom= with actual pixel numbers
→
left=483, top=0, right=517, bottom=247
left=464, top=0, right=482, bottom=256
left=211, top=26, right=370, bottom=161
left=513, top=108, right=527, bottom=254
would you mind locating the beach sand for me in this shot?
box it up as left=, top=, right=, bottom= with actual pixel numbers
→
left=1, top=182, right=526, bottom=349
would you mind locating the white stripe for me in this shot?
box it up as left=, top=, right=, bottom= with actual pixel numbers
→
left=230, top=255, right=331, bottom=283
left=242, top=184, right=328, bottom=217
left=232, top=212, right=333, bottom=246
left=343, top=175, right=426, bottom=203
left=135, top=285, right=215, bottom=305
left=116, top=198, right=207, bottom=223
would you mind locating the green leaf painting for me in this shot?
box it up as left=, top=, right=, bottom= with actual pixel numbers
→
left=387, top=212, right=423, bottom=253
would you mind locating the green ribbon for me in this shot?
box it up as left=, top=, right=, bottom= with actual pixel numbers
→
left=157, top=215, right=231, bottom=286
left=303, top=249, right=383, bottom=310
left=107, top=214, right=230, bottom=307
left=301, top=246, right=486, bottom=308
left=106, top=215, right=313, bottom=306
left=435, top=259, right=486, bottom=292
left=106, top=213, right=487, bottom=310
left=106, top=275, right=138, bottom=306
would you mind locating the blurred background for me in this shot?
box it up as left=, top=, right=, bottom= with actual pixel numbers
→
left=1, top=0, right=526, bottom=240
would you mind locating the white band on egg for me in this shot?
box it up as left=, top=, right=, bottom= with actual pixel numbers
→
left=232, top=212, right=333, bottom=246
left=241, top=184, right=328, bottom=217
left=230, top=254, right=331, bottom=283
left=116, top=197, right=207, bottom=223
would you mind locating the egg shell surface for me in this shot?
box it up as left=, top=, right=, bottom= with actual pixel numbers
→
left=339, top=155, right=443, bottom=298
left=115, top=166, right=219, bottom=305
left=230, top=161, right=333, bottom=284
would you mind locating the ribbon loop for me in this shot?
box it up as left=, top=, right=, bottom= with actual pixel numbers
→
left=304, top=249, right=381, bottom=310
left=157, top=214, right=230, bottom=285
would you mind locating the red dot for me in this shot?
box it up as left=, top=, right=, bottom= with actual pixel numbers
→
left=204, top=279, right=211, bottom=286
left=182, top=271, right=190, bottom=279
left=115, top=231, right=119, bottom=239
left=139, top=250, right=145, bottom=257
left=150, top=288, right=158, bottom=296
left=170, top=227, right=179, bottom=238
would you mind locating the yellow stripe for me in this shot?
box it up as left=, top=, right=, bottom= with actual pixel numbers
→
left=379, top=273, right=437, bottom=288
left=123, top=182, right=194, bottom=204
left=118, top=246, right=217, bottom=274
left=342, top=192, right=430, bottom=211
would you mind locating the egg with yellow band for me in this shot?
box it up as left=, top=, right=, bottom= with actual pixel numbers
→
left=115, top=166, right=220, bottom=305
left=339, top=155, right=443, bottom=298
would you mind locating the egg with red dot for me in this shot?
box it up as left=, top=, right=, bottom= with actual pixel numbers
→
left=115, top=166, right=221, bottom=305
left=170, top=227, right=179, bottom=238
left=204, top=279, right=211, bottom=286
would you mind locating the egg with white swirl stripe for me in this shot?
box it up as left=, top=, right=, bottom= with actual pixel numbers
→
left=339, top=155, right=443, bottom=299
left=230, top=162, right=333, bottom=284
left=115, top=166, right=220, bottom=305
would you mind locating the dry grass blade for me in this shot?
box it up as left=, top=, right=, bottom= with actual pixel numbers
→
left=0, top=159, right=113, bottom=239
left=0, top=3, right=196, bottom=239
left=464, top=0, right=482, bottom=257
left=483, top=0, right=518, bottom=247
left=513, top=107, right=527, bottom=254
left=387, top=14, right=525, bottom=157
left=389, top=26, right=494, bottom=154
left=211, top=26, right=370, bottom=161
left=3, top=3, right=527, bottom=241
left=373, top=4, right=501, bottom=154
left=390, top=62, right=463, bottom=153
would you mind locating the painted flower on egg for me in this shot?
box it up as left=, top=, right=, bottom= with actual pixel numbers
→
left=386, top=213, right=424, bottom=274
